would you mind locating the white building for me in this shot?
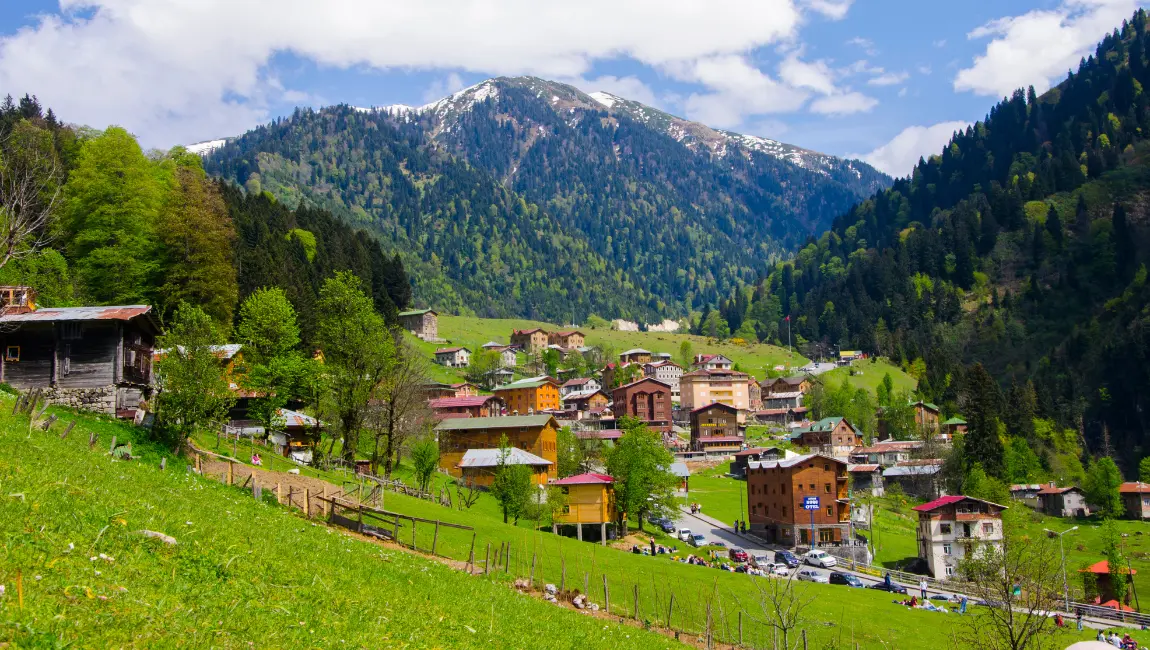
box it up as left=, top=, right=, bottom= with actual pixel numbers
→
left=560, top=377, right=602, bottom=397
left=643, top=360, right=683, bottom=400
left=913, top=495, right=1007, bottom=580
left=692, top=354, right=734, bottom=371
left=434, top=347, right=472, bottom=368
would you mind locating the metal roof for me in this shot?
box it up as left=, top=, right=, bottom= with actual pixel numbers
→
left=0, top=304, right=156, bottom=326
left=884, top=464, right=942, bottom=478
left=747, top=453, right=844, bottom=470
left=280, top=409, right=324, bottom=429
left=911, top=494, right=1006, bottom=512
left=458, top=448, right=552, bottom=468
left=428, top=396, right=502, bottom=409
left=848, top=464, right=880, bottom=473
left=494, top=376, right=559, bottom=390
left=398, top=308, right=436, bottom=317
left=619, top=348, right=651, bottom=356
left=435, top=347, right=470, bottom=354
left=574, top=429, right=623, bottom=440
left=435, top=414, right=555, bottom=431
left=553, top=472, right=613, bottom=485
left=668, top=462, right=691, bottom=477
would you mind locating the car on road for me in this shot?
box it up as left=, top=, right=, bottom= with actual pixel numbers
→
left=829, top=572, right=864, bottom=588
left=796, top=569, right=829, bottom=584
left=804, top=550, right=837, bottom=568
left=751, top=554, right=771, bottom=567
left=867, top=581, right=909, bottom=595
left=763, top=563, right=791, bottom=577
left=690, top=534, right=707, bottom=547
left=659, top=520, right=676, bottom=534
left=774, top=550, right=801, bottom=568
left=728, top=548, right=749, bottom=562
left=678, top=529, right=693, bottom=542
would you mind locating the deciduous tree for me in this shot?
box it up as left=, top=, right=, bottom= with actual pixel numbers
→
left=154, top=303, right=235, bottom=448
left=606, top=417, right=678, bottom=532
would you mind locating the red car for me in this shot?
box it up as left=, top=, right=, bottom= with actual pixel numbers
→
left=728, top=548, right=749, bottom=562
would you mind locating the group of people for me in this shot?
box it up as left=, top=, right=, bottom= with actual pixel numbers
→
left=688, top=503, right=704, bottom=514
left=1097, top=630, right=1142, bottom=649
left=731, top=520, right=748, bottom=534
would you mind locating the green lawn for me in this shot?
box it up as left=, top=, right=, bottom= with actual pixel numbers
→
left=686, top=462, right=747, bottom=527
left=818, top=358, right=917, bottom=397
left=418, top=315, right=808, bottom=382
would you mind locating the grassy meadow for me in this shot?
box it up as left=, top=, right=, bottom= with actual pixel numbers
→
left=817, top=358, right=918, bottom=397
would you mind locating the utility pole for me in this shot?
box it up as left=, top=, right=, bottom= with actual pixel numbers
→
left=1044, top=526, right=1078, bottom=612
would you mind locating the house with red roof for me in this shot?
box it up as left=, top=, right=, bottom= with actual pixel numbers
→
left=552, top=472, right=616, bottom=544
left=1079, top=560, right=1138, bottom=607
left=428, top=395, right=506, bottom=419
left=1036, top=483, right=1090, bottom=518
left=547, top=330, right=585, bottom=350
left=913, top=495, right=1007, bottom=580
left=510, top=328, right=549, bottom=354
left=1119, top=482, right=1150, bottom=519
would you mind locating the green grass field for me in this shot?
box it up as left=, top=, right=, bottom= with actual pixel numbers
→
left=686, top=462, right=747, bottom=527
left=818, top=358, right=917, bottom=397
left=4, top=401, right=1141, bottom=648
left=411, top=315, right=808, bottom=383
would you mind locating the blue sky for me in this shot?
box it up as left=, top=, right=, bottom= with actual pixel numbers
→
left=0, top=0, right=1142, bottom=176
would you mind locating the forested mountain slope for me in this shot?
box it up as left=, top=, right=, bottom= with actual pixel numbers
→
left=204, top=77, right=889, bottom=322
left=750, top=11, right=1150, bottom=469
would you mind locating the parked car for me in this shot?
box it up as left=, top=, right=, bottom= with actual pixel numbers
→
left=797, top=569, right=829, bottom=584
left=678, top=529, right=693, bottom=542
left=829, top=572, right=864, bottom=588
left=659, top=520, right=676, bottom=534
left=804, top=550, right=837, bottom=568
left=774, top=550, right=801, bottom=568
left=867, top=581, right=909, bottom=595
left=690, top=534, right=707, bottom=547
left=765, top=563, right=791, bottom=577
left=751, top=554, right=772, bottom=567
left=728, top=548, right=749, bottom=562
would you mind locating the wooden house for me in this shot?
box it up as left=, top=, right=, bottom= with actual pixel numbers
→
left=1120, top=482, right=1150, bottom=519
left=746, top=453, right=851, bottom=545
left=434, top=347, right=471, bottom=368
left=689, top=402, right=743, bottom=453
left=428, top=395, right=506, bottom=419
left=1036, top=484, right=1090, bottom=518
left=510, top=328, right=549, bottom=354
left=398, top=309, right=438, bottom=341
left=618, top=348, right=652, bottom=364
left=562, top=389, right=610, bottom=417
left=731, top=447, right=797, bottom=477
left=493, top=376, right=560, bottom=414
left=552, top=472, right=616, bottom=544
left=791, top=417, right=861, bottom=458
left=848, top=464, right=884, bottom=495
left=762, top=376, right=812, bottom=396
left=612, top=376, right=672, bottom=432
left=548, top=330, right=585, bottom=349
left=457, top=447, right=552, bottom=487
left=434, top=414, right=559, bottom=480
left=0, top=295, right=159, bottom=415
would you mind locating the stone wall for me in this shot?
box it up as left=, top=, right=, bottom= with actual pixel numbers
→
left=43, top=386, right=117, bottom=414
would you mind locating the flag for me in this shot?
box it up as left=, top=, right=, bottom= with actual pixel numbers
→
left=784, top=315, right=789, bottom=322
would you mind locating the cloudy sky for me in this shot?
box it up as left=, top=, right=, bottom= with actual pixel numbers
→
left=0, top=0, right=1142, bottom=177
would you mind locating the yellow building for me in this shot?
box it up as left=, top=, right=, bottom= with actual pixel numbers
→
left=552, top=472, right=617, bottom=544
left=493, top=376, right=560, bottom=414
left=434, top=414, right=559, bottom=480
left=458, top=448, right=552, bottom=487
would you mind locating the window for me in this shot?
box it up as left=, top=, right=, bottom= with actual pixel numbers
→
left=940, top=523, right=952, bottom=535
left=809, top=483, right=815, bottom=491
left=60, top=323, right=83, bottom=340
left=982, top=522, right=995, bottom=534
left=825, top=506, right=832, bottom=517
left=824, top=483, right=831, bottom=493
left=782, top=506, right=787, bottom=517
left=562, top=505, right=570, bottom=514
left=823, top=463, right=830, bottom=471
left=943, top=544, right=952, bottom=555
left=781, top=483, right=787, bottom=494
left=4, top=346, right=18, bottom=362
left=945, top=566, right=955, bottom=577
left=560, top=487, right=569, bottom=495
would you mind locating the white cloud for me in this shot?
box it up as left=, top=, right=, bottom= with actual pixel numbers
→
left=955, top=0, right=1139, bottom=97
left=674, top=55, right=810, bottom=126
left=853, top=120, right=970, bottom=176
left=422, top=72, right=467, bottom=103
left=845, top=36, right=877, bottom=56
left=0, top=0, right=803, bottom=146
left=779, top=55, right=837, bottom=94
left=897, top=87, right=908, bottom=98
left=917, top=64, right=932, bottom=75
left=933, top=39, right=947, bottom=48
left=565, top=74, right=662, bottom=108
left=809, top=91, right=878, bottom=116
left=867, top=71, right=909, bottom=86
left=803, top=0, right=854, bottom=20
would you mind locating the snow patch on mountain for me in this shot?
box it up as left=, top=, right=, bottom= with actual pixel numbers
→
left=186, top=139, right=227, bottom=155
left=589, top=91, right=618, bottom=109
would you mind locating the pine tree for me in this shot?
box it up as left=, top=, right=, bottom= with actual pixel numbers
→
left=963, top=364, right=1006, bottom=478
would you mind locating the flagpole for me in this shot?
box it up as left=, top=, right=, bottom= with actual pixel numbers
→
left=786, top=315, right=792, bottom=371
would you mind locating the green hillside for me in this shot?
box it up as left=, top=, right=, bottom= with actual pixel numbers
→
left=817, top=359, right=918, bottom=397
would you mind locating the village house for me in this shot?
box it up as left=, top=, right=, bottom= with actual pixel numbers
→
left=548, top=330, right=585, bottom=349
left=599, top=362, right=631, bottom=390
left=560, top=377, right=601, bottom=397
left=883, top=460, right=944, bottom=500
left=679, top=368, right=751, bottom=418
left=1036, top=484, right=1090, bottom=518
left=791, top=417, right=861, bottom=458
left=763, top=390, right=803, bottom=410
left=428, top=395, right=506, bottom=419
left=1079, top=561, right=1138, bottom=609
left=552, top=472, right=617, bottom=544
left=398, top=309, right=438, bottom=341
left=493, top=376, right=561, bottom=414
left=731, top=446, right=798, bottom=477
left=689, top=402, right=743, bottom=454
left=848, top=464, right=884, bottom=496
left=748, top=379, right=762, bottom=411
left=752, top=406, right=809, bottom=427
left=268, top=409, right=325, bottom=464
left=510, top=328, right=549, bottom=354
left=562, top=389, right=611, bottom=417
left=618, top=348, right=653, bottom=364
left=612, top=376, right=673, bottom=432
left=643, top=360, right=683, bottom=400
left=458, top=447, right=552, bottom=487
left=762, top=375, right=813, bottom=397
left=481, top=342, right=518, bottom=368
left=434, top=347, right=471, bottom=368
left=692, top=354, right=733, bottom=371
left=746, top=453, right=851, bottom=546
left=849, top=439, right=923, bottom=466
left=941, top=416, right=968, bottom=436
left=913, top=495, right=1007, bottom=580
left=434, top=414, right=559, bottom=481
left=0, top=288, right=159, bottom=415
left=1119, top=482, right=1150, bottom=519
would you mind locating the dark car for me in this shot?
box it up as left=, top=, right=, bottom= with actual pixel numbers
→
left=774, top=550, right=801, bottom=568
left=829, top=572, right=864, bottom=588
left=728, top=548, right=749, bottom=562
left=867, top=581, right=909, bottom=595
left=659, top=520, right=676, bottom=534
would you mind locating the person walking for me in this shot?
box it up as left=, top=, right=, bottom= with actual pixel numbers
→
left=919, top=578, right=928, bottom=600
left=1075, top=608, right=1083, bottom=632
left=884, top=572, right=892, bottom=589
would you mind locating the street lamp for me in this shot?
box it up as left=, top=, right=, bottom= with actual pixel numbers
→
left=1044, top=525, right=1078, bottom=612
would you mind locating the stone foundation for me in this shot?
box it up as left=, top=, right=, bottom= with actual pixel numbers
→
left=42, top=386, right=117, bottom=415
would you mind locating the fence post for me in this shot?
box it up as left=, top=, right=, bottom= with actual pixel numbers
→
left=468, top=533, right=476, bottom=571
left=633, top=583, right=639, bottom=620
left=89, top=431, right=97, bottom=449
left=560, top=556, right=565, bottom=590
left=322, top=486, right=329, bottom=517
left=412, top=518, right=417, bottom=550
left=109, top=435, right=117, bottom=453
left=530, top=553, right=536, bottom=586
left=603, top=575, right=610, bottom=614
left=485, top=543, right=492, bottom=575
left=276, top=483, right=282, bottom=505
left=160, top=457, right=166, bottom=471
left=584, top=572, right=589, bottom=598
left=60, top=420, right=76, bottom=439
left=802, top=629, right=808, bottom=650
left=195, top=454, right=201, bottom=473
left=706, top=601, right=713, bottom=649
left=432, top=521, right=440, bottom=556
left=304, top=488, right=310, bottom=518
left=667, top=592, right=675, bottom=629
left=738, top=611, right=743, bottom=646
left=227, top=461, right=234, bottom=486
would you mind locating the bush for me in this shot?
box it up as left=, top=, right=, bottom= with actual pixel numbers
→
left=0, top=382, right=17, bottom=396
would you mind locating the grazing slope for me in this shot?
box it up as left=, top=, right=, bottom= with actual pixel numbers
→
left=204, top=77, right=890, bottom=323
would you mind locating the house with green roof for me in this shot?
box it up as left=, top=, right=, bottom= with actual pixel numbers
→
left=397, top=308, right=438, bottom=341
left=791, top=417, right=860, bottom=459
